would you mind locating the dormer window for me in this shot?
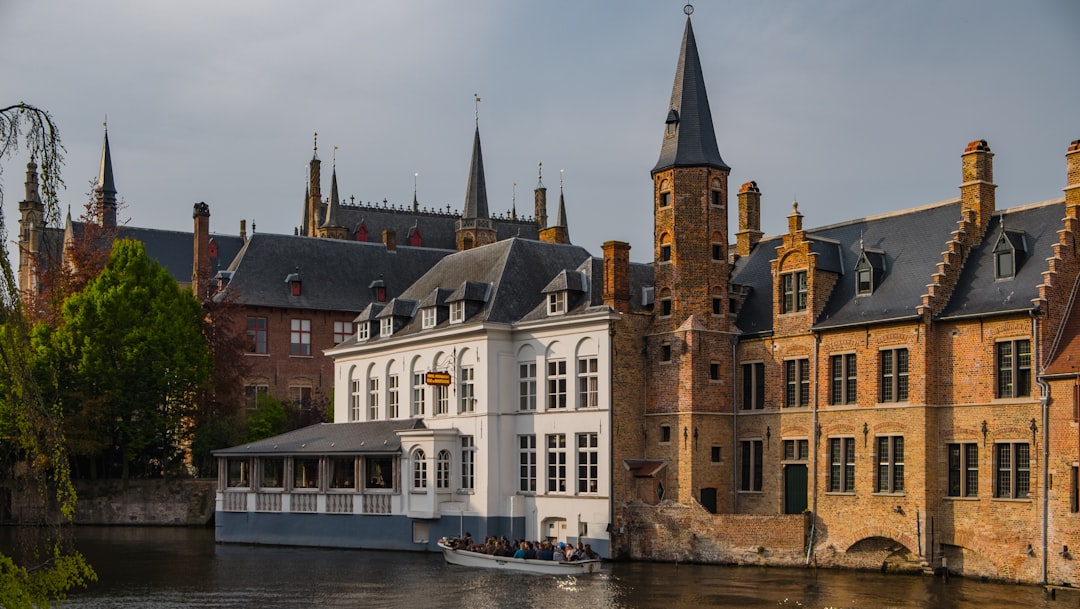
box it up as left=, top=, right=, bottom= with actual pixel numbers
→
left=369, top=279, right=387, bottom=302
left=422, top=307, right=437, bottom=329
left=285, top=272, right=301, bottom=296
left=358, top=323, right=370, bottom=342
left=450, top=301, right=465, bottom=324
left=665, top=109, right=679, bottom=137
left=548, top=291, right=566, bottom=316
left=855, top=256, right=873, bottom=295
left=994, top=232, right=1016, bottom=279
left=781, top=271, right=808, bottom=313
left=380, top=317, right=394, bottom=337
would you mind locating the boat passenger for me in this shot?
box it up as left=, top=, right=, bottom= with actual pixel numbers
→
left=583, top=544, right=599, bottom=559
left=523, top=542, right=537, bottom=560
left=513, top=542, right=527, bottom=559
left=538, top=542, right=554, bottom=561
left=553, top=542, right=566, bottom=562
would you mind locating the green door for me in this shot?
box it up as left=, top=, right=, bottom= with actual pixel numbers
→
left=784, top=464, right=808, bottom=514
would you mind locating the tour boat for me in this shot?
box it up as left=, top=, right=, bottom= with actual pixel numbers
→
left=437, top=540, right=602, bottom=575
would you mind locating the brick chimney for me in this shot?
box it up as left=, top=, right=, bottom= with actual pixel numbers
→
left=192, top=202, right=211, bottom=300
left=383, top=229, right=397, bottom=252
left=960, top=139, right=995, bottom=240
left=736, top=181, right=763, bottom=256
left=1066, top=139, right=1080, bottom=207
left=240, top=219, right=247, bottom=243
left=602, top=240, right=631, bottom=313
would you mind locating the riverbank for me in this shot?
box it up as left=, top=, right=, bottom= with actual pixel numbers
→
left=4, top=478, right=215, bottom=526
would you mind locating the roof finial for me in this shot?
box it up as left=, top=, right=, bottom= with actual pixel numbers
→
left=414, top=171, right=419, bottom=196
left=103, top=115, right=108, bottom=132
left=512, top=182, right=518, bottom=220
left=474, top=94, right=481, bottom=126
left=313, top=132, right=318, bottom=152
left=559, top=168, right=565, bottom=192
left=333, top=145, right=338, bottom=168
left=538, top=161, right=543, bottom=181
left=684, top=2, right=694, bottom=17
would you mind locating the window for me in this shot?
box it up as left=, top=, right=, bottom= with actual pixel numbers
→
left=518, top=362, right=536, bottom=411
left=660, top=298, right=672, bottom=317
left=997, top=339, right=1031, bottom=398
left=246, top=316, right=267, bottom=354
left=460, top=436, right=475, bottom=491
left=994, top=442, right=1030, bottom=499
left=712, top=243, right=722, bottom=261
left=548, top=292, right=566, bottom=315
left=293, top=457, right=319, bottom=489
left=387, top=374, right=399, bottom=418
left=947, top=443, right=979, bottom=497
left=434, top=384, right=449, bottom=415
left=711, top=446, right=722, bottom=463
left=577, top=358, right=599, bottom=408
left=290, top=319, right=311, bottom=355
left=660, top=425, right=672, bottom=444
left=661, top=344, right=672, bottom=362
left=421, top=307, right=437, bottom=329
left=357, top=322, right=370, bottom=341
left=711, top=189, right=722, bottom=208
left=365, top=456, right=393, bottom=490
left=244, top=384, right=268, bottom=410
left=330, top=457, right=356, bottom=489
left=994, top=233, right=1016, bottom=279
left=519, top=435, right=537, bottom=492
left=740, top=439, right=763, bottom=492
left=784, top=359, right=810, bottom=408
left=412, top=449, right=428, bottom=490
left=227, top=458, right=249, bottom=487
left=660, top=191, right=671, bottom=207
left=780, top=271, right=807, bottom=313
left=411, top=373, right=425, bottom=416
left=547, top=360, right=567, bottom=409
left=712, top=297, right=723, bottom=315
left=380, top=317, right=393, bottom=338
left=855, top=256, right=873, bottom=295
left=660, top=244, right=672, bottom=262
left=830, top=354, right=857, bottom=405
left=876, top=436, right=905, bottom=493
left=828, top=437, right=855, bottom=493
left=289, top=385, right=312, bottom=409
left=260, top=457, right=284, bottom=488
left=547, top=434, right=568, bottom=493
left=709, top=362, right=720, bottom=381
left=367, top=377, right=380, bottom=420
left=880, top=348, right=909, bottom=402
left=333, top=321, right=353, bottom=344
left=436, top=450, right=451, bottom=489
left=784, top=439, right=809, bottom=461
left=449, top=301, right=465, bottom=324
left=350, top=377, right=362, bottom=421
left=459, top=367, right=475, bottom=412
left=1071, top=466, right=1078, bottom=513
left=741, top=362, right=765, bottom=410
left=577, top=432, right=599, bottom=494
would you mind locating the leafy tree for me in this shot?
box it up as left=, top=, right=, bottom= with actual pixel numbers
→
left=48, top=239, right=211, bottom=480
left=0, top=102, right=95, bottom=606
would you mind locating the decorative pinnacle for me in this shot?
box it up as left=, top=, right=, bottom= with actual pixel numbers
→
left=684, top=3, right=693, bottom=16
left=313, top=132, right=318, bottom=152
left=333, top=145, right=338, bottom=168
left=538, top=161, right=543, bottom=181
left=560, top=168, right=565, bottom=191
left=474, top=94, right=481, bottom=125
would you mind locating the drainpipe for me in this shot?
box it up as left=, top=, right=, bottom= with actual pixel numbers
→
left=807, top=331, right=821, bottom=564
left=608, top=319, right=616, bottom=554
left=1033, top=313, right=1049, bottom=585
left=732, top=336, right=739, bottom=514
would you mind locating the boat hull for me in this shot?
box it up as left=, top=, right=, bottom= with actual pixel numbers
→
left=438, top=543, right=602, bottom=575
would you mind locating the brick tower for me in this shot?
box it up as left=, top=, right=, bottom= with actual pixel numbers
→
left=645, top=12, right=736, bottom=508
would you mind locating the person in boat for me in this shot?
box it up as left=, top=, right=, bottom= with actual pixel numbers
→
left=538, top=541, right=554, bottom=561
left=553, top=542, right=566, bottom=562
left=512, top=542, right=528, bottom=559
left=523, top=541, right=537, bottom=560
left=582, top=544, right=599, bottom=559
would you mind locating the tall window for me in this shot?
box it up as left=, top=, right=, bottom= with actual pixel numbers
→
left=434, top=385, right=448, bottom=415
left=290, top=319, right=311, bottom=355
left=547, top=292, right=566, bottom=315
left=947, top=442, right=979, bottom=497
left=411, top=373, right=425, bottom=416
left=741, top=362, right=765, bottom=410
left=830, top=354, right=857, bottom=405
left=880, top=348, right=909, bottom=402
left=995, top=442, right=1030, bottom=499
left=244, top=384, right=268, bottom=410
left=459, top=367, right=475, bottom=412
left=577, top=432, right=599, bottom=494
left=784, top=359, right=810, bottom=408
left=519, top=435, right=537, bottom=492
left=357, top=322, right=370, bottom=341
left=350, top=377, right=362, bottom=421
left=421, top=307, right=437, bottom=329
left=460, top=436, right=475, bottom=491
left=781, top=271, right=807, bottom=313
left=380, top=317, right=393, bottom=338
left=333, top=321, right=353, bottom=344
left=436, top=450, right=451, bottom=489
left=994, top=233, right=1016, bottom=279
left=449, top=301, right=465, bottom=324
left=996, top=339, right=1031, bottom=398
left=855, top=256, right=873, bottom=295
left=412, top=449, right=427, bottom=490
left=518, top=362, right=537, bottom=411
left=387, top=374, right=399, bottom=418
left=876, top=436, right=905, bottom=493
left=577, top=358, right=599, bottom=408
left=828, top=437, right=855, bottom=493
left=367, top=377, right=380, bottom=420
left=547, top=434, right=568, bottom=493
left=547, top=360, right=567, bottom=409
left=246, top=316, right=267, bottom=354
left=740, top=440, right=763, bottom=492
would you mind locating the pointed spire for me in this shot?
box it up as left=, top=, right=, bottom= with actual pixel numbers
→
left=534, top=161, right=548, bottom=229
left=321, top=154, right=342, bottom=228
left=413, top=172, right=420, bottom=212
left=462, top=126, right=489, bottom=220
left=96, top=124, right=118, bottom=227
left=555, top=169, right=568, bottom=229
left=653, top=13, right=729, bottom=174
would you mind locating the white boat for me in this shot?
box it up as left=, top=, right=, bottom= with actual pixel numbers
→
left=437, top=541, right=602, bottom=575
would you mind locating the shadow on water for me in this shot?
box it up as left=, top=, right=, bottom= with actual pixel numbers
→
left=2, top=526, right=1068, bottom=609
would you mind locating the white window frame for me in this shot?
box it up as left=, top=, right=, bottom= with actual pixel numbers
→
left=367, top=377, right=380, bottom=420
left=387, top=374, right=399, bottom=418
left=421, top=307, right=437, bottom=329
left=576, top=432, right=599, bottom=494
left=449, top=301, right=465, bottom=324
left=547, top=291, right=566, bottom=315
left=519, top=435, right=537, bottom=493
left=460, top=436, right=475, bottom=492
left=459, top=366, right=475, bottom=413
left=380, top=317, right=393, bottom=338
left=546, top=433, right=568, bottom=493
left=577, top=357, right=599, bottom=408
left=518, top=362, right=537, bottom=411
left=411, top=373, right=425, bottom=416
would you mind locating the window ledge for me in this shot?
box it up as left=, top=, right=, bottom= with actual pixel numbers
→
left=824, top=492, right=856, bottom=496
left=244, top=353, right=270, bottom=357
left=871, top=492, right=906, bottom=497
left=991, top=497, right=1032, bottom=503
left=737, top=490, right=763, bottom=495
left=456, top=489, right=475, bottom=495
left=410, top=489, right=428, bottom=495
left=288, top=355, right=314, bottom=359
left=944, top=496, right=980, bottom=501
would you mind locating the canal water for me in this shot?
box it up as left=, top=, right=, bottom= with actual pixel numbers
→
left=15, top=526, right=1071, bottom=609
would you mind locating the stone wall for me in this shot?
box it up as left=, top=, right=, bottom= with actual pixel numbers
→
left=70, top=479, right=216, bottom=526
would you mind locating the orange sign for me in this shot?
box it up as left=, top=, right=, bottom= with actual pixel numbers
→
left=425, top=371, right=451, bottom=386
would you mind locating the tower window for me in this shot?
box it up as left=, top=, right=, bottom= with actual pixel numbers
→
left=712, top=243, right=722, bottom=261
left=660, top=244, right=672, bottom=262
left=660, top=192, right=671, bottom=207
left=711, top=190, right=722, bottom=208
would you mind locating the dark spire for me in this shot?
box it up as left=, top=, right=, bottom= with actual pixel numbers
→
left=555, top=170, right=568, bottom=229
left=652, top=16, right=729, bottom=174
left=462, top=126, right=489, bottom=220
left=321, top=163, right=342, bottom=228
left=96, top=125, right=118, bottom=227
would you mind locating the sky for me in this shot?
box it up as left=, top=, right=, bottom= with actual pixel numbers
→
left=2, top=1, right=1078, bottom=264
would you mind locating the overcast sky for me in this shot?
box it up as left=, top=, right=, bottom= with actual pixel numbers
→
left=2, top=1, right=1078, bottom=264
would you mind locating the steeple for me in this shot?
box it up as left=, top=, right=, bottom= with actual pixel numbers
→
left=18, top=157, right=46, bottom=297
left=316, top=151, right=349, bottom=240
left=304, top=132, right=322, bottom=237
left=539, top=168, right=570, bottom=244
left=534, top=162, right=548, bottom=229
left=456, top=121, right=497, bottom=250
left=652, top=15, right=729, bottom=174
left=96, top=126, right=118, bottom=228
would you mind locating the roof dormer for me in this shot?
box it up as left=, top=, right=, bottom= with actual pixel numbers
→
left=993, top=228, right=1026, bottom=280
left=854, top=249, right=886, bottom=296
left=285, top=270, right=302, bottom=296
left=353, top=303, right=384, bottom=342
left=446, top=281, right=491, bottom=324
left=541, top=269, right=588, bottom=316
left=375, top=298, right=419, bottom=338
left=419, top=287, right=453, bottom=330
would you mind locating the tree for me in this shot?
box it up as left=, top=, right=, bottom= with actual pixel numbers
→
left=47, top=239, right=211, bottom=480
left=0, top=103, right=95, bottom=607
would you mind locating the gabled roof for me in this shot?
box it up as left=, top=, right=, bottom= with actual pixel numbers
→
left=216, top=232, right=453, bottom=312
left=213, top=419, right=426, bottom=456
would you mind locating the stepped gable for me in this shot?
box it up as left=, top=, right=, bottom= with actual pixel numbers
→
left=216, top=233, right=453, bottom=312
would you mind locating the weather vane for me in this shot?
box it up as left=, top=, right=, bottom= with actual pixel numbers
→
left=684, top=3, right=694, bottom=17
left=474, top=94, right=481, bottom=125
left=313, top=131, right=318, bottom=153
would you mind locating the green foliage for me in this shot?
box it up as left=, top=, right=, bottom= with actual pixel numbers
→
left=189, top=411, right=245, bottom=478
left=0, top=550, right=97, bottom=609
left=246, top=393, right=289, bottom=442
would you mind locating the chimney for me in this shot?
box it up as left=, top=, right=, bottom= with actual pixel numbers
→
left=960, top=139, right=995, bottom=240
left=240, top=219, right=247, bottom=243
left=1066, top=139, right=1080, bottom=207
left=383, top=229, right=397, bottom=252
left=787, top=201, right=803, bottom=235
left=192, top=202, right=211, bottom=300
left=602, top=241, right=631, bottom=313
left=736, top=181, right=763, bottom=256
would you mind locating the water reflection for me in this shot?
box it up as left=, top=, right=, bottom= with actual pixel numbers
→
left=23, top=526, right=1070, bottom=609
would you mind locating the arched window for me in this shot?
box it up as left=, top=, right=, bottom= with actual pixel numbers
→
left=412, top=449, right=427, bottom=490
left=436, top=450, right=451, bottom=489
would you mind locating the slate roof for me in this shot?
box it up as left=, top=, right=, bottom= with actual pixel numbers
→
left=213, top=419, right=426, bottom=456
left=326, top=204, right=540, bottom=250
left=216, top=233, right=453, bottom=312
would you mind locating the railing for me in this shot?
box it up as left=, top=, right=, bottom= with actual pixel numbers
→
left=222, top=491, right=247, bottom=512
left=326, top=493, right=353, bottom=514
left=291, top=493, right=317, bottom=512
left=220, top=490, right=395, bottom=515
left=363, top=494, right=392, bottom=514
left=255, top=492, right=282, bottom=512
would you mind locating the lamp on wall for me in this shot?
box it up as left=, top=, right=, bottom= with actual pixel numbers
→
left=1030, top=418, right=1037, bottom=442
left=765, top=426, right=771, bottom=447
left=981, top=420, right=988, bottom=446
left=863, top=422, right=869, bottom=446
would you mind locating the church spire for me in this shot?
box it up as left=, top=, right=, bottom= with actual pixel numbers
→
left=539, top=168, right=570, bottom=245
left=462, top=126, right=489, bottom=220
left=96, top=124, right=118, bottom=227
left=316, top=148, right=348, bottom=240
left=652, top=13, right=728, bottom=174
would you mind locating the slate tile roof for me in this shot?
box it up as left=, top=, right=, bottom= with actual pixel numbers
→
left=213, top=419, right=426, bottom=456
